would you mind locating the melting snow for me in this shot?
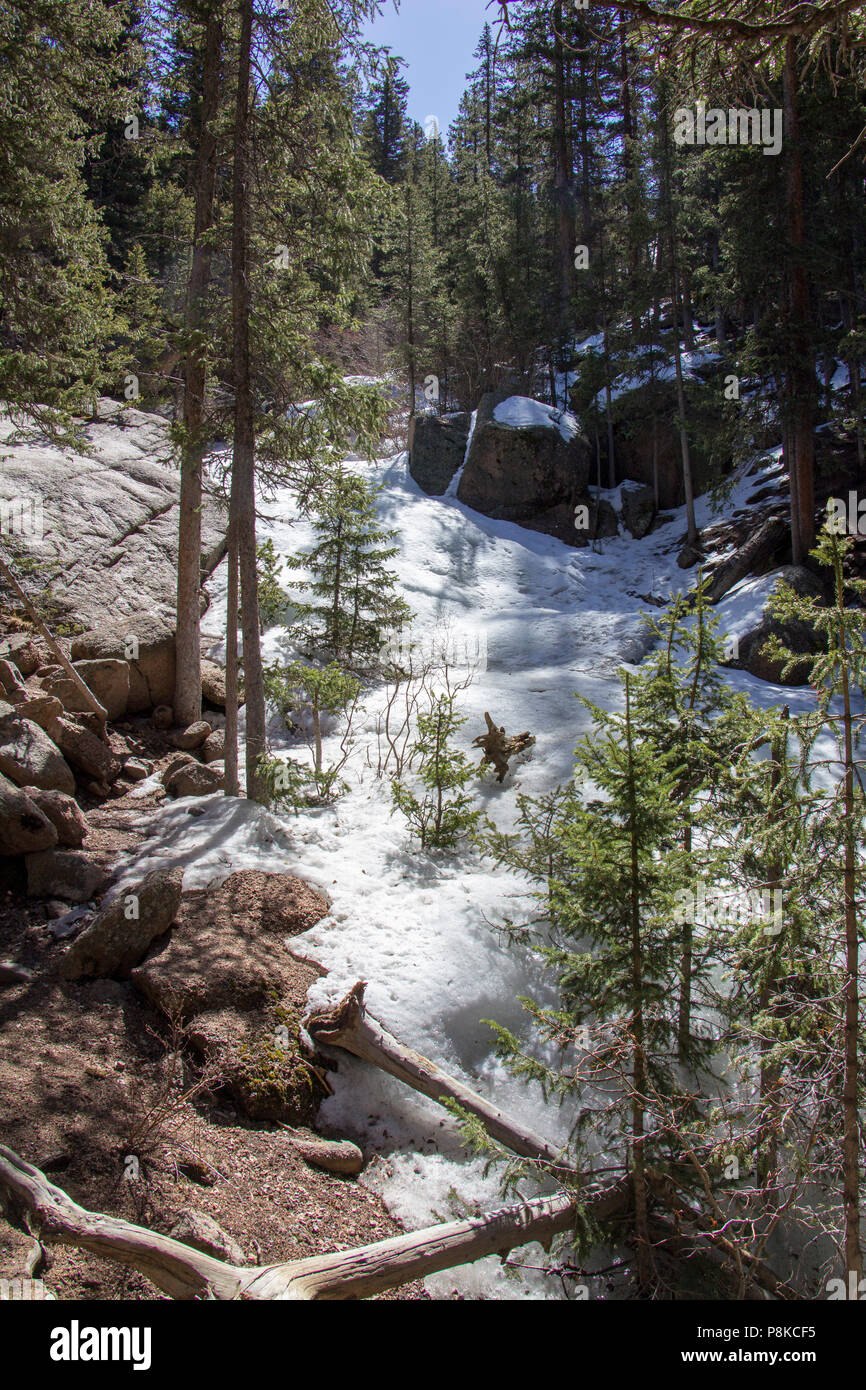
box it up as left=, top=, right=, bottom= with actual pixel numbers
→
left=111, top=437, right=803, bottom=1298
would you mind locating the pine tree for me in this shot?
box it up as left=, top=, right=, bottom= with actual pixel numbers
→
left=285, top=468, right=411, bottom=674
left=263, top=658, right=360, bottom=804
left=391, top=693, right=480, bottom=849
left=484, top=670, right=704, bottom=1294
left=0, top=0, right=124, bottom=423
left=764, top=524, right=866, bottom=1285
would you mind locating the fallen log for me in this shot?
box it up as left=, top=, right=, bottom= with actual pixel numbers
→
left=304, top=982, right=564, bottom=1169
left=0, top=1144, right=631, bottom=1300
left=705, top=514, right=789, bottom=605
left=472, top=711, right=535, bottom=782
left=0, top=555, right=109, bottom=737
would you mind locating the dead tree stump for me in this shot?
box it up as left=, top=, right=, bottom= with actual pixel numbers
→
left=472, top=712, right=535, bottom=783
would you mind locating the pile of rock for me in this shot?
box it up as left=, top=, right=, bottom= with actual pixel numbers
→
left=0, top=615, right=235, bottom=899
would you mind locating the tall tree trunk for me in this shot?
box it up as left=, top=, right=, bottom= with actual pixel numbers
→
left=757, top=709, right=788, bottom=1202
left=174, top=6, right=223, bottom=729
left=224, top=532, right=240, bottom=796
left=230, top=0, right=267, bottom=805
left=835, top=553, right=863, bottom=1286
left=624, top=675, right=651, bottom=1293
left=552, top=1, right=574, bottom=350
left=783, top=38, right=815, bottom=561
left=405, top=183, right=416, bottom=416
left=660, top=101, right=698, bottom=546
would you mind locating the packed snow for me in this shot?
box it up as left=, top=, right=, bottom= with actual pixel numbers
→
left=493, top=395, right=581, bottom=442
left=112, top=428, right=813, bottom=1299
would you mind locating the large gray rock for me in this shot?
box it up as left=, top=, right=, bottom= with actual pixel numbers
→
left=0, top=399, right=227, bottom=633
left=47, top=716, right=122, bottom=785
left=0, top=703, right=75, bottom=794
left=0, top=773, right=59, bottom=855
left=42, top=659, right=130, bottom=721
left=25, top=848, right=109, bottom=903
left=619, top=481, right=656, bottom=539
left=165, top=761, right=224, bottom=798
left=408, top=412, right=470, bottom=495
left=457, top=394, right=591, bottom=536
left=21, top=787, right=87, bottom=847
left=723, top=566, right=826, bottom=686
left=71, top=613, right=175, bottom=713
left=60, top=865, right=184, bottom=980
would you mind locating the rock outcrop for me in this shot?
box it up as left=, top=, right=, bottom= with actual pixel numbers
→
left=60, top=866, right=184, bottom=980
left=131, top=870, right=331, bottom=1124
left=0, top=702, right=76, bottom=794
left=720, top=566, right=826, bottom=686
left=0, top=398, right=227, bottom=632
left=71, top=612, right=176, bottom=714
left=130, top=870, right=329, bottom=1018
left=457, top=394, right=591, bottom=540
left=408, top=412, right=470, bottom=495
left=0, top=774, right=59, bottom=855
left=619, top=481, right=657, bottom=539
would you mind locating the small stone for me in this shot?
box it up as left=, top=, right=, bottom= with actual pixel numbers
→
left=201, top=729, right=225, bottom=764
left=165, top=761, right=224, bottom=798
left=48, top=906, right=93, bottom=940
left=160, top=753, right=198, bottom=787
left=169, top=721, right=211, bottom=752
left=60, top=865, right=184, bottom=980
left=122, top=758, right=150, bottom=782
left=152, top=705, right=174, bottom=731
left=169, top=1210, right=245, bottom=1265
left=0, top=658, right=29, bottom=701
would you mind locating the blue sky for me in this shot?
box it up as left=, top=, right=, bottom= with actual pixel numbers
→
left=362, top=0, right=497, bottom=138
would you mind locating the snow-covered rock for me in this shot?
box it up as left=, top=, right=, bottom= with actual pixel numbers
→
left=457, top=392, right=590, bottom=538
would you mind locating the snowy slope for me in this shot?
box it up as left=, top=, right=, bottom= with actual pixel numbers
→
left=112, top=442, right=810, bottom=1299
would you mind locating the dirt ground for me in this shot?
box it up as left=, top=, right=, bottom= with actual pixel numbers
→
left=0, top=719, right=428, bottom=1301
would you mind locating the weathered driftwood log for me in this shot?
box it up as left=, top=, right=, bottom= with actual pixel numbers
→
left=0, top=1145, right=631, bottom=1301
left=0, top=555, right=109, bottom=737
left=304, top=982, right=564, bottom=1169
left=472, top=711, right=535, bottom=782
left=705, top=514, right=789, bottom=604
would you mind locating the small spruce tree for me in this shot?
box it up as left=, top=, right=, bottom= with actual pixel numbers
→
left=285, top=468, right=411, bottom=673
